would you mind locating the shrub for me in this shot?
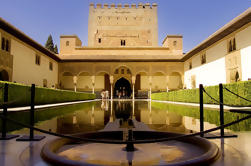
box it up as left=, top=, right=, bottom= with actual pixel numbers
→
left=0, top=81, right=96, bottom=107
left=151, top=80, right=251, bottom=106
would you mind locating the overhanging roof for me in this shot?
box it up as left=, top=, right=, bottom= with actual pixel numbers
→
left=0, top=17, right=60, bottom=61
left=181, top=7, right=251, bottom=61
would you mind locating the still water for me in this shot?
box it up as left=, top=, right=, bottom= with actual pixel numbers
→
left=2, top=100, right=250, bottom=135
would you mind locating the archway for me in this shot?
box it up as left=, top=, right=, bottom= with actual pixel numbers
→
left=168, top=72, right=183, bottom=90
left=114, top=77, right=132, bottom=98
left=0, top=70, right=9, bottom=81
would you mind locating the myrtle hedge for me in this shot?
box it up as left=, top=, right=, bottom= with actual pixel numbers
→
left=151, top=80, right=251, bottom=106
left=0, top=81, right=96, bottom=107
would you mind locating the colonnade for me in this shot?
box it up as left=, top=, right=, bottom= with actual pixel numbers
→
left=66, top=73, right=178, bottom=99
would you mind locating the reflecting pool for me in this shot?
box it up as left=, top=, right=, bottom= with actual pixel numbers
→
left=1, top=100, right=251, bottom=166
left=1, top=100, right=250, bottom=135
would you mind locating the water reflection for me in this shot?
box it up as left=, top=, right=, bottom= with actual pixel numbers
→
left=54, top=101, right=190, bottom=134
left=8, top=100, right=251, bottom=135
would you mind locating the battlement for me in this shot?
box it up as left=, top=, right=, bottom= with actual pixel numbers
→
left=88, top=2, right=158, bottom=47
left=89, top=3, right=157, bottom=9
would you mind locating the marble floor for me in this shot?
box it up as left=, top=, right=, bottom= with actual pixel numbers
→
left=1, top=132, right=251, bottom=166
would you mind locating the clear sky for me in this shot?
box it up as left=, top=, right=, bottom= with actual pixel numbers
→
left=0, top=0, right=250, bottom=52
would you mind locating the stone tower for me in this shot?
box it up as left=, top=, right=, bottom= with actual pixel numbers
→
left=88, top=3, right=158, bottom=47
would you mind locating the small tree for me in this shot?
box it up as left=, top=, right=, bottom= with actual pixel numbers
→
left=54, top=44, right=58, bottom=54
left=45, top=35, right=54, bottom=52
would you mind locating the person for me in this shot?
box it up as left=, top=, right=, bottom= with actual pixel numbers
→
left=101, top=90, right=105, bottom=100
left=106, top=90, right=109, bottom=99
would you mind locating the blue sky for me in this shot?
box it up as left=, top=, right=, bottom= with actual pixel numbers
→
left=0, top=0, right=250, bottom=52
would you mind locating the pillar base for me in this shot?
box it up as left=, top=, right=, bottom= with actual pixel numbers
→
left=0, top=134, right=19, bottom=140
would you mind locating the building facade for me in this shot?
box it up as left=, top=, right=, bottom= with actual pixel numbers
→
left=0, top=3, right=250, bottom=99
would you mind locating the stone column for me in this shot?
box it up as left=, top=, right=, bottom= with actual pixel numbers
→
left=166, top=76, right=169, bottom=92
left=149, top=101, right=152, bottom=124
left=110, top=100, right=113, bottom=122
left=110, top=76, right=114, bottom=100
left=132, top=76, right=136, bottom=100
left=149, top=76, right=152, bottom=99
left=91, top=76, right=95, bottom=94
left=132, top=100, right=135, bottom=119
left=73, top=76, right=78, bottom=92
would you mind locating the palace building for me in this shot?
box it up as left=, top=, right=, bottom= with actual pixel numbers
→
left=0, top=3, right=250, bottom=98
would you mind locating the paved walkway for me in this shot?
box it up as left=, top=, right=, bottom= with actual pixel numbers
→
left=0, top=99, right=100, bottom=112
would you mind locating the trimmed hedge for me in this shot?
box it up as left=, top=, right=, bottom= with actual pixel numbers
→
left=151, top=80, right=251, bottom=106
left=0, top=81, right=96, bottom=107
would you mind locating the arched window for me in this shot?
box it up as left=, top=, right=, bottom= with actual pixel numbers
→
left=115, top=69, right=119, bottom=74
left=1, top=37, right=5, bottom=50
left=228, top=40, right=232, bottom=52
left=121, top=40, right=126, bottom=46
left=6, top=40, right=9, bottom=52
left=201, top=54, right=206, bottom=64
left=189, top=62, right=192, bottom=69
left=173, top=41, right=177, bottom=46
left=233, top=38, right=236, bottom=51
left=121, top=69, right=124, bottom=74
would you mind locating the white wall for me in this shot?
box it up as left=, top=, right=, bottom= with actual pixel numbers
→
left=184, top=39, right=227, bottom=88
left=11, top=39, right=58, bottom=87
left=241, top=46, right=251, bottom=81
left=237, top=25, right=251, bottom=81
left=184, top=23, right=251, bottom=89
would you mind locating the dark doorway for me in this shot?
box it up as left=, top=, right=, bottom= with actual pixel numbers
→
left=114, top=77, right=132, bottom=98
left=0, top=70, right=9, bottom=81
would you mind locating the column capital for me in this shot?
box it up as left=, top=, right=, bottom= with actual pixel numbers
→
left=73, top=76, right=78, bottom=84
left=91, top=75, right=95, bottom=84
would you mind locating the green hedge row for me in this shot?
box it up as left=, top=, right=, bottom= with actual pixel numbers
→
left=151, top=80, right=251, bottom=106
left=0, top=81, right=96, bottom=107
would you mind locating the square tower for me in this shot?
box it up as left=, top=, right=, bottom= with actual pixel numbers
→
left=88, top=3, right=158, bottom=47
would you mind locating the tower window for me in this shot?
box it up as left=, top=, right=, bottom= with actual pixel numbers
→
left=121, top=40, right=126, bottom=46
left=98, top=38, right=101, bottom=43
left=121, top=69, right=124, bottom=74
left=66, top=41, right=69, bottom=46
left=173, top=41, right=177, bottom=46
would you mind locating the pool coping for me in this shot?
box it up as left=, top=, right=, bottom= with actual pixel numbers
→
left=1, top=99, right=250, bottom=113
left=151, top=100, right=251, bottom=112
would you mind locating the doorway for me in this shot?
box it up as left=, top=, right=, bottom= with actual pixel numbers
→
left=114, top=77, right=132, bottom=98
